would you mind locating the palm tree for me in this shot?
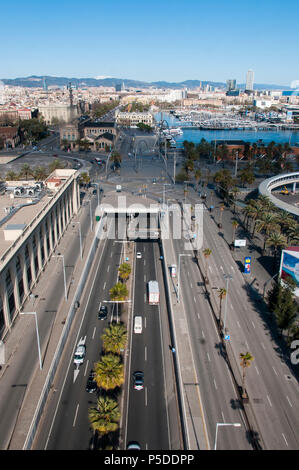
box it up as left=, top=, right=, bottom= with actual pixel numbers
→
left=33, top=166, right=48, bottom=181
left=218, top=288, right=227, bottom=327
left=240, top=352, right=254, bottom=398
left=79, top=172, right=91, bottom=188
left=256, top=212, right=280, bottom=253
left=93, top=354, right=124, bottom=391
left=203, top=248, right=212, bottom=282
left=19, top=163, right=33, bottom=180
left=102, top=323, right=127, bottom=354
left=288, top=223, right=299, bottom=245
left=218, top=205, right=225, bottom=228
left=194, top=169, right=201, bottom=190
left=88, top=395, right=120, bottom=437
left=266, top=231, right=287, bottom=267
left=109, top=282, right=128, bottom=302
left=5, top=170, right=19, bottom=181
left=118, top=263, right=131, bottom=282
left=232, top=220, right=239, bottom=244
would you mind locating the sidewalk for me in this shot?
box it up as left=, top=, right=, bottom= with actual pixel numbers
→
left=0, top=200, right=97, bottom=449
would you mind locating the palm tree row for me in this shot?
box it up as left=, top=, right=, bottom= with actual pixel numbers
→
left=88, top=258, right=132, bottom=447
left=4, top=160, right=66, bottom=182
left=242, top=195, right=299, bottom=260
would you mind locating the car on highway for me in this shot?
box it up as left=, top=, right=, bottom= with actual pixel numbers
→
left=98, top=305, right=108, bottom=320
left=152, top=178, right=157, bottom=184
left=133, top=371, right=144, bottom=390
left=86, top=371, right=97, bottom=393
left=126, top=441, right=141, bottom=450
left=74, top=344, right=86, bottom=365
left=136, top=252, right=142, bottom=259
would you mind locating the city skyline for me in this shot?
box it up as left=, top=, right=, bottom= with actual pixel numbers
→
left=1, top=0, right=299, bottom=86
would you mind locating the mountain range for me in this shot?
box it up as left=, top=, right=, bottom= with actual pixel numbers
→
left=0, top=75, right=292, bottom=91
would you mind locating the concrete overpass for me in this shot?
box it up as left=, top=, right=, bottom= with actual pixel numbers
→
left=258, top=172, right=299, bottom=219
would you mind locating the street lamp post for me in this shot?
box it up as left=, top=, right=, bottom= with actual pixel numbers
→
left=214, top=422, right=241, bottom=450
left=87, top=199, right=93, bottom=232
left=163, top=183, right=171, bottom=206
left=53, top=254, right=67, bottom=301
left=223, top=273, right=233, bottom=332
left=20, top=311, right=42, bottom=370
left=177, top=254, right=192, bottom=303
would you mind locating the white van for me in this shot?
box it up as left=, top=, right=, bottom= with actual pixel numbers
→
left=134, top=316, right=142, bottom=334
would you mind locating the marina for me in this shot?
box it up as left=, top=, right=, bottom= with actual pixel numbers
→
left=155, top=112, right=299, bottom=147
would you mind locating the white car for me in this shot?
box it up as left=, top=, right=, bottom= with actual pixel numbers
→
left=74, top=343, right=86, bottom=365
left=136, top=252, right=142, bottom=259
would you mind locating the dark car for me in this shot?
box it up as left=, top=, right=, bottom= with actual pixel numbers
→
left=133, top=371, right=144, bottom=390
left=98, top=305, right=108, bottom=320
left=86, top=371, right=97, bottom=393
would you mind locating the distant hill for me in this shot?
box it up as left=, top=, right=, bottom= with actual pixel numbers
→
left=0, top=75, right=292, bottom=91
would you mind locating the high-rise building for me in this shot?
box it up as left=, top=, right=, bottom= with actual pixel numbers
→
left=226, top=79, right=236, bottom=91
left=245, top=70, right=254, bottom=92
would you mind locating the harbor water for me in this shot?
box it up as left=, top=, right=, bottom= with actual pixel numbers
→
left=154, top=112, right=299, bottom=147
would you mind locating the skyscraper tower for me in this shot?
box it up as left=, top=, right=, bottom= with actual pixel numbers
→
left=245, top=70, right=254, bottom=92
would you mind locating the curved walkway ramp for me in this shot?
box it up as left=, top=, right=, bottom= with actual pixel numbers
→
left=258, top=172, right=299, bottom=219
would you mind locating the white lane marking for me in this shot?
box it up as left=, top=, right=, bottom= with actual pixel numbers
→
left=272, top=366, right=278, bottom=376
left=103, top=281, right=106, bottom=290
left=145, top=346, right=147, bottom=361
left=193, top=296, right=196, bottom=303
left=237, top=321, right=241, bottom=328
left=92, top=326, right=96, bottom=340
left=261, top=342, right=266, bottom=350
left=84, top=359, right=89, bottom=377
left=255, top=366, right=260, bottom=376
left=73, top=404, right=79, bottom=427
left=145, top=387, right=148, bottom=407
left=107, top=265, right=110, bottom=272
left=251, top=321, right=256, bottom=329
left=267, top=395, right=272, bottom=407
left=207, top=353, right=211, bottom=362
left=286, top=396, right=293, bottom=408
left=221, top=411, right=225, bottom=422
left=202, top=330, right=205, bottom=339
left=214, top=379, right=218, bottom=390
left=282, top=433, right=288, bottom=447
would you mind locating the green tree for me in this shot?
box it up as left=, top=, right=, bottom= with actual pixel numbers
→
left=19, top=163, right=34, bottom=180
left=266, top=231, right=287, bottom=267
left=218, top=287, right=227, bottom=327
left=240, top=352, right=254, bottom=398
left=93, top=354, right=124, bottom=391
left=102, top=322, right=127, bottom=354
left=256, top=212, right=280, bottom=252
left=33, top=166, right=49, bottom=181
left=203, top=248, right=212, bottom=282
left=118, top=262, right=131, bottom=282
left=109, top=282, right=128, bottom=301
left=88, top=395, right=120, bottom=436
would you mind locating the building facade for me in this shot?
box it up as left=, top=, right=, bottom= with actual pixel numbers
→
left=0, top=169, right=80, bottom=339
left=115, top=111, right=153, bottom=126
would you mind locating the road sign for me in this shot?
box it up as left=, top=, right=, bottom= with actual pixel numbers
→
left=234, top=239, right=246, bottom=247
left=244, top=257, right=251, bottom=274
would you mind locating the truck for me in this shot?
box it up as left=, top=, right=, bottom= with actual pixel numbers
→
left=148, top=280, right=160, bottom=305
left=116, top=185, right=122, bottom=192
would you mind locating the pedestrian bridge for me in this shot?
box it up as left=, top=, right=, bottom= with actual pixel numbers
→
left=258, top=172, right=299, bottom=218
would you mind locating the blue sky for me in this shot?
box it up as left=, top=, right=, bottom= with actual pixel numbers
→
left=1, top=0, right=299, bottom=85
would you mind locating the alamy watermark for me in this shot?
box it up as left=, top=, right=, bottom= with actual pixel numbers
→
left=93, top=196, right=204, bottom=251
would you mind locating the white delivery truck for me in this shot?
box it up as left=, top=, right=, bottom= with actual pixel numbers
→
left=148, top=280, right=160, bottom=305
